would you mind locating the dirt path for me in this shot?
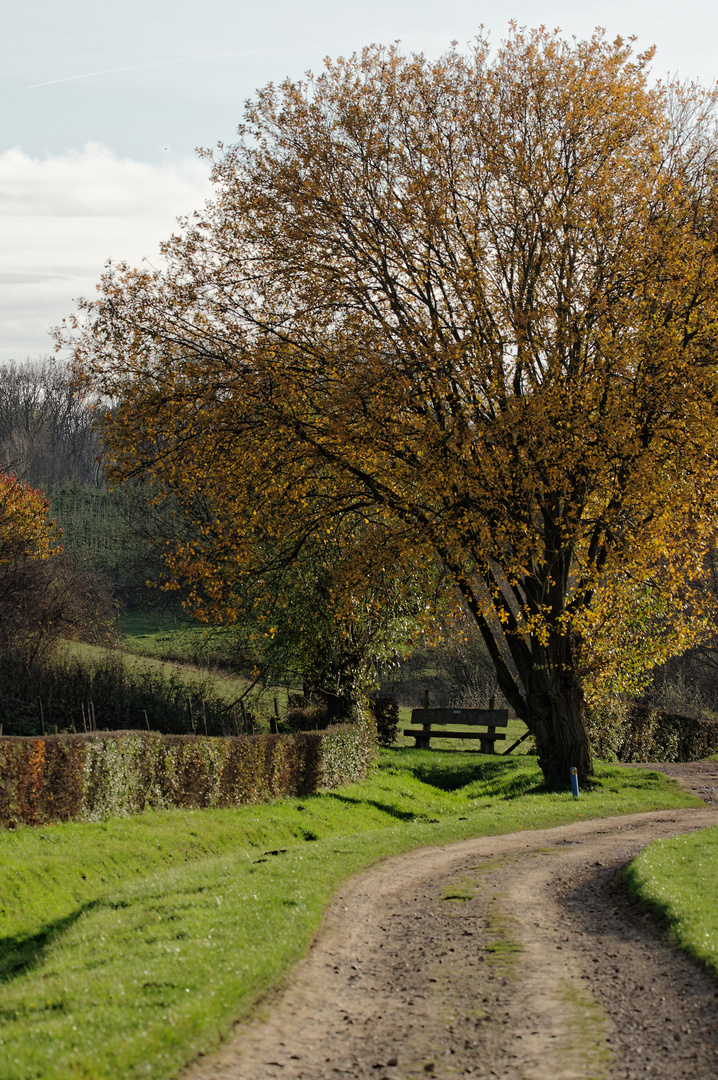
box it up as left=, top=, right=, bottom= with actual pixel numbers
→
left=184, top=765, right=718, bottom=1080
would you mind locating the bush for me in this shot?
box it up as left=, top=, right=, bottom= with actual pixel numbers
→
left=371, top=695, right=400, bottom=745
left=0, top=722, right=376, bottom=828
left=284, top=700, right=331, bottom=733
left=587, top=701, right=718, bottom=762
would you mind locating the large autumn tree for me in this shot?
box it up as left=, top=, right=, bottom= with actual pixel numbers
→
left=66, top=28, right=718, bottom=783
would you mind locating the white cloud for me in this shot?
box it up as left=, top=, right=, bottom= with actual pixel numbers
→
left=0, top=144, right=213, bottom=362
left=0, top=143, right=213, bottom=216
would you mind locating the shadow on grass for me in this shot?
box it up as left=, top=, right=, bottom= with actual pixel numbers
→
left=322, top=792, right=417, bottom=821
left=381, top=748, right=541, bottom=793
left=0, top=901, right=100, bottom=985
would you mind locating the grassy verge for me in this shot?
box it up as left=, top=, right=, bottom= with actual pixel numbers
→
left=0, top=751, right=699, bottom=1080
left=624, top=824, right=718, bottom=979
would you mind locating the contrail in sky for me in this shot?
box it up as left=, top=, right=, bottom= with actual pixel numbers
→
left=26, top=55, right=243, bottom=90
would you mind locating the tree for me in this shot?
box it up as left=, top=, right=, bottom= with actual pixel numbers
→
left=0, top=358, right=102, bottom=489
left=0, top=472, right=115, bottom=666
left=1, top=472, right=61, bottom=664
left=0, top=471, right=58, bottom=564
left=239, top=524, right=443, bottom=719
left=66, top=28, right=718, bottom=783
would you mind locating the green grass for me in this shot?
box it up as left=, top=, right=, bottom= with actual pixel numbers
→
left=68, top=640, right=253, bottom=708
left=115, top=613, right=294, bottom=721
left=0, top=751, right=700, bottom=1080
left=624, top=824, right=718, bottom=979
left=119, top=613, right=241, bottom=676
left=120, top=612, right=219, bottom=662
left=120, top=611, right=177, bottom=640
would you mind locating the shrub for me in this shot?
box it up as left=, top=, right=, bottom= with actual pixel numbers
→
left=284, top=700, right=331, bottom=732
left=587, top=701, right=718, bottom=762
left=316, top=718, right=377, bottom=788
left=371, top=695, right=400, bottom=745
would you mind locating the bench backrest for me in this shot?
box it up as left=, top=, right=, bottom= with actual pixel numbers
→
left=410, top=708, right=509, bottom=727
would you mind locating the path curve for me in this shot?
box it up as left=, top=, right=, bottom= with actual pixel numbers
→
left=184, top=768, right=718, bottom=1080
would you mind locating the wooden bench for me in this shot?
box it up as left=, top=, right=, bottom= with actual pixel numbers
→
left=403, top=707, right=509, bottom=753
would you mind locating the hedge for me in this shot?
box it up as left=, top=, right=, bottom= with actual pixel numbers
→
left=0, top=722, right=376, bottom=828
left=587, top=702, right=718, bottom=763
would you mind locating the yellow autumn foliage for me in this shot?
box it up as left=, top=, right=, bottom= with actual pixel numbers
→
left=65, top=28, right=718, bottom=782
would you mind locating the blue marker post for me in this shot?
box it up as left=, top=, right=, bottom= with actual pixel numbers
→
left=570, top=767, right=580, bottom=798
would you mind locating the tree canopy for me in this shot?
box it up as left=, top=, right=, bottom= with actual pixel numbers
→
left=66, top=27, right=718, bottom=783
left=0, top=471, right=116, bottom=665
left=0, top=472, right=59, bottom=663
left=0, top=472, right=58, bottom=565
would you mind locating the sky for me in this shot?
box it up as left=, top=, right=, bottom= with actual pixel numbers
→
left=1, top=0, right=717, bottom=364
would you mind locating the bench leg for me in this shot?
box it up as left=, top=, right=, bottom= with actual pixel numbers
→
left=480, top=727, right=496, bottom=754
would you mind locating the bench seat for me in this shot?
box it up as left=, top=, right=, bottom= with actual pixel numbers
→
left=402, top=728, right=506, bottom=741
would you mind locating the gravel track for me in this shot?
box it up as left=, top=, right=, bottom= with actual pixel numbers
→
left=183, top=763, right=718, bottom=1080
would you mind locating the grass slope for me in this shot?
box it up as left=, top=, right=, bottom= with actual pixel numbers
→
left=118, top=614, right=242, bottom=688
left=625, top=824, right=718, bottom=979
left=0, top=751, right=700, bottom=1080
left=67, top=641, right=253, bottom=708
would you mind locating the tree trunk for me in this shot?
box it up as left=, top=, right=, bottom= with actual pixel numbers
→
left=524, top=666, right=593, bottom=786
left=478, top=617, right=594, bottom=787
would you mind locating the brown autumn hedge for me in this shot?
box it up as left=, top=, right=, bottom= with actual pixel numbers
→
left=0, top=722, right=375, bottom=827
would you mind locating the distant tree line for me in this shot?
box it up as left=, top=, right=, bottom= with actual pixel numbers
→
left=0, top=358, right=101, bottom=489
